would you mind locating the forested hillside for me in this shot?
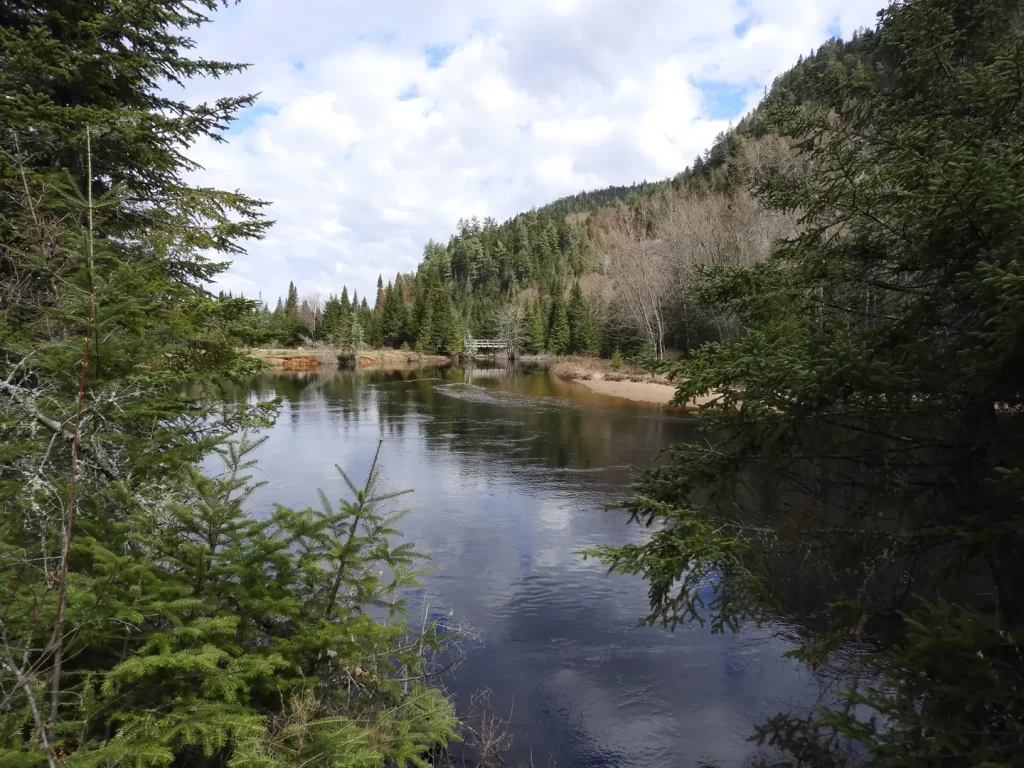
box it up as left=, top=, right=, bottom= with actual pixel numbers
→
left=534, top=180, right=663, bottom=217
left=252, top=30, right=878, bottom=361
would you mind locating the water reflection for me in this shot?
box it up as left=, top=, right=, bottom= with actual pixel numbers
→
left=227, top=366, right=821, bottom=767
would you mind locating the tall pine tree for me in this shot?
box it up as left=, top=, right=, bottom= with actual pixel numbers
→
left=528, top=299, right=547, bottom=353
left=567, top=281, right=596, bottom=354
left=547, top=292, right=570, bottom=355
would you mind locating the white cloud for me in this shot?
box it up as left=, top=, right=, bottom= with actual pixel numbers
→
left=183, top=0, right=886, bottom=303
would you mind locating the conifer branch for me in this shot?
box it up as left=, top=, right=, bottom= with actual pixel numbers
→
left=47, top=301, right=93, bottom=725
left=0, top=377, right=118, bottom=479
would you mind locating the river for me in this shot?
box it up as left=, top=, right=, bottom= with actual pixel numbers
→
left=231, top=364, right=821, bottom=767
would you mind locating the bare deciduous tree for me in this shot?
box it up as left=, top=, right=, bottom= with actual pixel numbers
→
left=298, top=293, right=322, bottom=340
left=603, top=205, right=671, bottom=359
left=495, top=300, right=528, bottom=360
left=593, top=136, right=802, bottom=356
left=733, top=133, right=808, bottom=187
left=655, top=186, right=796, bottom=342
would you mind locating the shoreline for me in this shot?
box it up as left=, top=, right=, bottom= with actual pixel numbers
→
left=550, top=357, right=724, bottom=410
left=550, top=356, right=678, bottom=406
left=244, top=347, right=452, bottom=371
left=570, top=376, right=679, bottom=405
left=244, top=349, right=717, bottom=410
left=568, top=376, right=724, bottom=409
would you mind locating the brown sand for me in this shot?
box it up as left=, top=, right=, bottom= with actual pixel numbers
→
left=550, top=358, right=726, bottom=409
left=572, top=376, right=724, bottom=409
left=573, top=377, right=678, bottom=405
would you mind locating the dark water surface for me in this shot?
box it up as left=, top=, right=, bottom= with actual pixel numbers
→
left=234, top=365, right=819, bottom=767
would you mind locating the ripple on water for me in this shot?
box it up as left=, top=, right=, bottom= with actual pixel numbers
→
left=243, top=369, right=821, bottom=768
left=434, top=382, right=581, bottom=411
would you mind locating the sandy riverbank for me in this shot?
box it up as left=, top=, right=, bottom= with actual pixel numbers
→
left=571, top=376, right=726, bottom=408
left=551, top=357, right=722, bottom=409
left=573, top=377, right=678, bottom=404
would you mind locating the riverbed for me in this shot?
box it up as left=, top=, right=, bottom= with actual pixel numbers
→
left=230, top=365, right=821, bottom=767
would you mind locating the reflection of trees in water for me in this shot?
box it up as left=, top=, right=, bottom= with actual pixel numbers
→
left=237, top=367, right=699, bottom=495
left=623, top=411, right=1021, bottom=737
left=727, top=417, right=1011, bottom=636
left=412, top=376, right=694, bottom=475
left=232, top=369, right=874, bottom=752
left=241, top=374, right=907, bottom=643
left=232, top=371, right=895, bottom=636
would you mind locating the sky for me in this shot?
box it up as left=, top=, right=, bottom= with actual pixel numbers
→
left=185, top=0, right=888, bottom=305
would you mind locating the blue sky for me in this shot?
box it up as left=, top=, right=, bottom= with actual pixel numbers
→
left=185, top=0, right=887, bottom=303
left=693, top=79, right=762, bottom=121
left=424, top=43, right=456, bottom=69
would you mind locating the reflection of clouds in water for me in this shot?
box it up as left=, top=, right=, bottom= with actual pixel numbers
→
left=534, top=495, right=572, bottom=532
left=234, top=371, right=820, bottom=768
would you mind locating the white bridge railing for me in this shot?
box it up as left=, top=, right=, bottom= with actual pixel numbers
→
left=463, top=331, right=506, bottom=355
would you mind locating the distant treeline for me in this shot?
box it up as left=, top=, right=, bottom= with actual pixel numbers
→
left=244, top=31, right=878, bottom=360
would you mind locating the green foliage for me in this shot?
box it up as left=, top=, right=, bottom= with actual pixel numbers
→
left=546, top=293, right=570, bottom=355
left=411, top=286, right=432, bottom=353
left=348, top=314, right=365, bottom=353
left=0, top=2, right=458, bottom=765
left=268, top=208, right=593, bottom=352
left=364, top=304, right=383, bottom=349
left=536, top=181, right=664, bottom=217
left=598, top=311, right=647, bottom=360
left=446, top=310, right=465, bottom=356
left=609, top=349, right=624, bottom=371
left=427, top=282, right=452, bottom=353
left=594, top=0, right=1024, bottom=763
left=566, top=282, right=597, bottom=355
left=750, top=603, right=1024, bottom=767
left=380, top=280, right=409, bottom=348
left=526, top=301, right=547, bottom=354
left=582, top=499, right=770, bottom=633
left=285, top=282, right=299, bottom=315
left=0, top=435, right=458, bottom=767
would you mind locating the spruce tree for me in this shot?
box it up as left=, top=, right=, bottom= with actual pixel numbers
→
left=447, top=310, right=465, bottom=356
left=2, top=0, right=261, bottom=760
left=512, top=219, right=532, bottom=281
left=380, top=282, right=407, bottom=347
left=285, top=281, right=299, bottom=314
left=590, top=0, right=1024, bottom=762
left=528, top=300, right=547, bottom=353
left=374, top=274, right=385, bottom=313
left=347, top=313, right=364, bottom=353
left=0, top=2, right=459, bottom=764
left=364, top=311, right=382, bottom=349
left=428, top=285, right=453, bottom=354
left=322, top=294, right=343, bottom=341
left=412, top=285, right=433, bottom=353
left=281, top=281, right=301, bottom=345
left=567, top=281, right=596, bottom=355
left=547, top=292, right=570, bottom=355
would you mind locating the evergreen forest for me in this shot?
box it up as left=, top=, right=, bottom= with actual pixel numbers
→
left=2, top=0, right=1023, bottom=766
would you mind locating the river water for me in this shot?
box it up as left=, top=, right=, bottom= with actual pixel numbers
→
left=234, top=365, right=820, bottom=767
